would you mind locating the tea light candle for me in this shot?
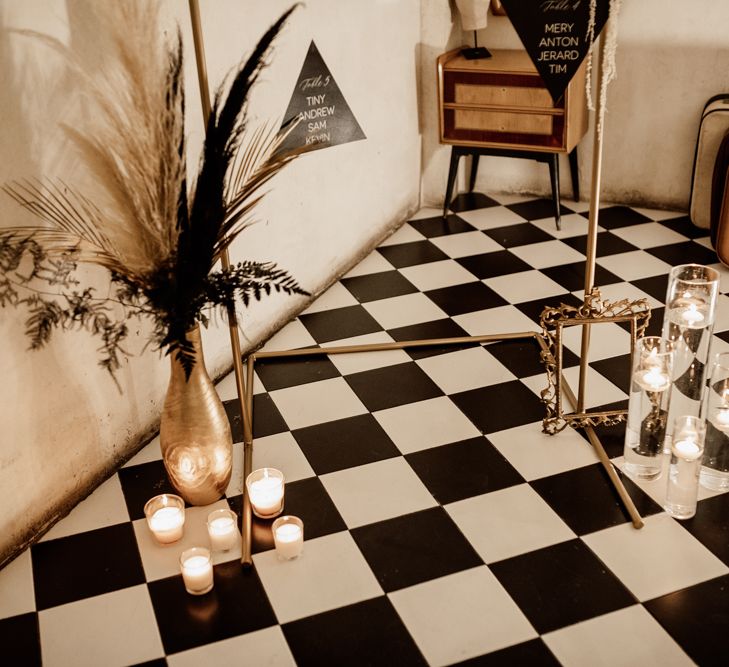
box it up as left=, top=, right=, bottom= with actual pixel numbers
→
left=246, top=468, right=285, bottom=519
left=207, top=508, right=239, bottom=552
left=272, top=516, right=304, bottom=560
left=715, top=407, right=729, bottom=430
left=144, top=494, right=185, bottom=545
left=179, top=547, right=213, bottom=595
left=637, top=366, right=670, bottom=392
left=681, top=302, right=704, bottom=326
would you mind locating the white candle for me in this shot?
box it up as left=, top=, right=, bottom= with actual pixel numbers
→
left=180, top=548, right=213, bottom=595
left=715, top=407, right=729, bottom=430
left=681, top=303, right=705, bottom=326
left=247, top=469, right=285, bottom=518
left=272, top=516, right=304, bottom=560
left=673, top=438, right=702, bottom=461
left=637, top=367, right=670, bottom=392
left=207, top=510, right=238, bottom=552
left=149, top=506, right=184, bottom=544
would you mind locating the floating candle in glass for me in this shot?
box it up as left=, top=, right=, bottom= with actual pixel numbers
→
left=701, top=354, right=729, bottom=491
left=207, top=508, right=239, bottom=552
left=179, top=547, right=213, bottom=595
left=246, top=468, right=285, bottom=519
left=664, top=416, right=705, bottom=520
left=272, top=515, right=304, bottom=560
left=144, top=494, right=185, bottom=545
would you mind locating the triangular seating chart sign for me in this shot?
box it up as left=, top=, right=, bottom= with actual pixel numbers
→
left=278, top=41, right=365, bottom=154
left=500, top=0, right=610, bottom=103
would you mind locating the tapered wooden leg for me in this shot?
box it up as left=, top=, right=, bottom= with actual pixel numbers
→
left=469, top=153, right=480, bottom=193
left=569, top=147, right=580, bottom=201
left=443, top=147, right=461, bottom=218
left=548, top=154, right=562, bottom=230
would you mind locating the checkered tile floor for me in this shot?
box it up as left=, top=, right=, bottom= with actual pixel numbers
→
left=3, top=193, right=729, bottom=666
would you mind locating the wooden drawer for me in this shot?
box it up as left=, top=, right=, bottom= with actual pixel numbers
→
left=453, top=82, right=554, bottom=108
left=453, top=109, right=555, bottom=135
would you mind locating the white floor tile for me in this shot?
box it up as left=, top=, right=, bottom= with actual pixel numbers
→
left=323, top=332, right=411, bottom=375
left=252, top=532, right=382, bottom=624
left=0, top=549, right=35, bottom=619
left=488, top=193, right=534, bottom=206
left=268, top=377, right=367, bottom=430
left=216, top=368, right=265, bottom=401
left=454, top=305, right=540, bottom=335
left=320, top=457, right=437, bottom=528
left=613, top=222, right=688, bottom=249
left=123, top=435, right=163, bottom=467
left=374, top=396, right=481, bottom=455
left=695, top=236, right=713, bottom=249
left=416, top=346, right=515, bottom=394
left=400, top=260, right=478, bottom=291
left=389, top=565, right=537, bottom=666
left=561, top=320, right=633, bottom=362
left=458, top=207, right=527, bottom=230
left=582, top=513, right=729, bottom=601
left=167, top=626, right=296, bottom=667
left=488, top=421, right=599, bottom=481
left=447, top=484, right=575, bottom=563
left=408, top=207, right=442, bottom=221
left=343, top=251, right=394, bottom=278
left=712, top=294, right=729, bottom=332
left=484, top=270, right=566, bottom=304
left=258, top=319, right=317, bottom=353
left=572, top=282, right=663, bottom=310
left=301, top=282, right=359, bottom=314
left=40, top=476, right=129, bottom=541
left=430, top=230, right=503, bottom=258
left=631, top=206, right=685, bottom=221
left=522, top=367, right=624, bottom=413
left=378, top=223, right=425, bottom=247
left=530, top=213, right=593, bottom=239
left=597, top=251, right=673, bottom=282
left=543, top=605, right=693, bottom=667
left=707, top=262, right=729, bottom=294
left=510, top=240, right=585, bottom=269
left=363, top=293, right=448, bottom=330
left=39, top=585, right=164, bottom=667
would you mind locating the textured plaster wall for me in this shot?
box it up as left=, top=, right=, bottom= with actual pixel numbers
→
left=420, top=0, right=729, bottom=211
left=0, top=0, right=421, bottom=564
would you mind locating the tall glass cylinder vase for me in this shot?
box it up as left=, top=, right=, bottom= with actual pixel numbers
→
left=701, top=352, right=729, bottom=490
left=664, top=415, right=706, bottom=520
left=661, top=264, right=720, bottom=439
left=623, top=337, right=674, bottom=480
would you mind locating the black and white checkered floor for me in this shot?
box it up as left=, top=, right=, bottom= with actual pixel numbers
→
left=2, top=193, right=729, bottom=666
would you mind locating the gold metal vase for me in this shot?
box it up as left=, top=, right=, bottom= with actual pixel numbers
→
left=160, top=325, right=233, bottom=506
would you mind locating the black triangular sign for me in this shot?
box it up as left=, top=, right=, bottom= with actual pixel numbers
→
left=500, top=0, right=610, bottom=103
left=278, top=41, right=366, bottom=153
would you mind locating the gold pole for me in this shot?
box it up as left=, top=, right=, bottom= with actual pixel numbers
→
left=241, top=355, right=255, bottom=566
left=188, top=0, right=254, bottom=564
left=577, top=24, right=610, bottom=413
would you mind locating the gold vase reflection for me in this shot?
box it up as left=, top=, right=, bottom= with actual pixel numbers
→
left=160, top=325, right=233, bottom=505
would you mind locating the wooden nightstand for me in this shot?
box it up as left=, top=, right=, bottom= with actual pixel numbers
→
left=437, top=48, right=588, bottom=228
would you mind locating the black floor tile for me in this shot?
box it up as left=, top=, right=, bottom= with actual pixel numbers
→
left=408, top=213, right=475, bottom=237
left=448, top=192, right=500, bottom=212
left=351, top=507, right=483, bottom=592
left=282, top=596, right=427, bottom=667
left=576, top=417, right=627, bottom=459
left=406, top=436, right=524, bottom=505
left=506, top=198, right=572, bottom=222
left=148, top=560, right=277, bottom=655
left=543, top=262, right=622, bottom=292
left=646, top=241, right=717, bottom=267
left=483, top=339, right=548, bottom=378
left=341, top=270, right=418, bottom=303
left=616, top=306, right=665, bottom=338
left=292, top=413, right=400, bottom=475
left=582, top=205, right=651, bottom=230
left=456, top=249, right=532, bottom=280
left=484, top=222, right=554, bottom=248
left=680, top=491, right=729, bottom=565
left=299, top=305, right=383, bottom=344
left=131, top=660, right=167, bottom=667
left=255, top=356, right=340, bottom=392
left=345, top=362, right=443, bottom=412
left=425, top=282, right=507, bottom=316
left=277, top=477, right=348, bottom=543
left=225, top=495, right=275, bottom=555
left=224, top=394, right=288, bottom=440
left=388, top=318, right=475, bottom=360
left=451, top=381, right=547, bottom=434
left=515, top=293, right=584, bottom=329
left=377, top=241, right=449, bottom=269
left=644, top=574, right=729, bottom=667
left=31, top=523, right=145, bottom=609
left=118, top=460, right=179, bottom=521
left=563, top=231, right=639, bottom=257
left=489, top=539, right=635, bottom=634
left=452, top=638, right=560, bottom=666
left=632, top=274, right=669, bottom=303
left=0, top=613, right=41, bottom=667
left=658, top=214, right=711, bottom=239
left=530, top=463, right=663, bottom=535
left=591, top=353, right=632, bottom=394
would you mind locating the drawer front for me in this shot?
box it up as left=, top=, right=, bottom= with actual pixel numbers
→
left=454, top=83, right=553, bottom=108
left=443, top=108, right=565, bottom=149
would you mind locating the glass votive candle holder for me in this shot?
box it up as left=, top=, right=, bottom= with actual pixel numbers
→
left=272, top=515, right=304, bottom=560
left=246, top=468, right=285, bottom=519
left=664, top=416, right=706, bottom=520
left=179, top=547, right=214, bottom=595
left=144, top=494, right=185, bottom=545
left=623, top=336, right=674, bottom=481
left=701, top=351, right=729, bottom=491
left=207, top=508, right=239, bottom=552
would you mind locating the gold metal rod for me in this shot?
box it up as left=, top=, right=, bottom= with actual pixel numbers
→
left=241, top=355, right=255, bottom=567
left=256, top=331, right=538, bottom=359
left=578, top=24, right=610, bottom=413
left=188, top=0, right=254, bottom=559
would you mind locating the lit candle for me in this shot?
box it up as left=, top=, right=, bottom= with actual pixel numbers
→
left=681, top=302, right=705, bottom=326
left=664, top=417, right=705, bottom=521
left=673, top=438, right=702, bottom=461
left=179, top=547, right=214, bottom=595
left=207, top=508, right=239, bottom=552
left=144, top=494, right=185, bottom=545
left=715, top=407, right=729, bottom=430
left=272, top=516, right=304, bottom=560
left=637, top=366, right=670, bottom=392
left=246, top=468, right=285, bottom=519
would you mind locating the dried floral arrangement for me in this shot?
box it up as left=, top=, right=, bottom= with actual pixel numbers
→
left=0, top=1, right=307, bottom=378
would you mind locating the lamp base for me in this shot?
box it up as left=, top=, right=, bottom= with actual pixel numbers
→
left=461, top=46, right=491, bottom=60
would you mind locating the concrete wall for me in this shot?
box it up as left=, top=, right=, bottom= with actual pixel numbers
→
left=0, top=0, right=421, bottom=565
left=420, top=0, right=729, bottom=211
